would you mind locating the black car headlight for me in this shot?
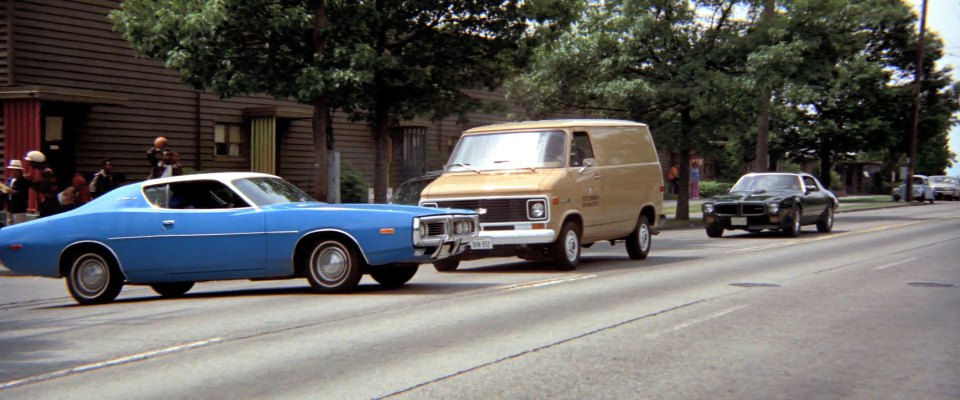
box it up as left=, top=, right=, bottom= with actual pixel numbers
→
left=768, top=202, right=780, bottom=214
left=527, top=199, right=547, bottom=220
left=702, top=203, right=714, bottom=214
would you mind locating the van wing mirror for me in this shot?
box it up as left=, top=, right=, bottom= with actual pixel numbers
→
left=578, top=158, right=596, bottom=173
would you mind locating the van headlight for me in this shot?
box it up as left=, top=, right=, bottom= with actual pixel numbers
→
left=527, top=199, right=547, bottom=220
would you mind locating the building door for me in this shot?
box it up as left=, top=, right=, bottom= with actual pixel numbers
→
left=401, top=126, right=427, bottom=181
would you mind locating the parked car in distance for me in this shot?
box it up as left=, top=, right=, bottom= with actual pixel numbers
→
left=420, top=119, right=663, bottom=272
left=927, top=175, right=959, bottom=200
left=0, top=172, right=478, bottom=304
left=701, top=172, right=839, bottom=238
left=389, top=171, right=441, bottom=205
left=892, top=175, right=935, bottom=203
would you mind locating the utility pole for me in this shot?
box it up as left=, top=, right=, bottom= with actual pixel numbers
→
left=906, top=0, right=927, bottom=201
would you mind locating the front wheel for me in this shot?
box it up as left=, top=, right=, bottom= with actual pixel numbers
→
left=433, top=257, right=461, bottom=272
left=816, top=206, right=834, bottom=233
left=553, top=221, right=581, bottom=271
left=706, top=225, right=724, bottom=238
left=626, top=216, right=651, bottom=260
left=302, top=239, right=363, bottom=293
left=370, top=264, right=419, bottom=289
left=66, top=249, right=124, bottom=305
left=784, top=208, right=802, bottom=237
left=150, top=282, right=194, bottom=298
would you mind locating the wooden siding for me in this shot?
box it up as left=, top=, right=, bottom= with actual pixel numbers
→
left=1, top=0, right=11, bottom=86
left=7, top=0, right=594, bottom=198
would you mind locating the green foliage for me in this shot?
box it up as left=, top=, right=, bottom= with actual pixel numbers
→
left=699, top=181, right=734, bottom=198
left=339, top=164, right=368, bottom=203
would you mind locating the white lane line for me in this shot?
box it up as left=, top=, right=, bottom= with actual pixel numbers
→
left=873, top=257, right=919, bottom=271
left=725, top=219, right=935, bottom=255
left=0, top=337, right=223, bottom=391
left=501, top=274, right=597, bottom=290
left=647, top=305, right=748, bottom=338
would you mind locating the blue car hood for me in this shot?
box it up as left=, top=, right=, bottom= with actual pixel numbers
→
left=262, top=202, right=475, bottom=216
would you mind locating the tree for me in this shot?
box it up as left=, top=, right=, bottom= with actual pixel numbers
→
left=508, top=0, right=753, bottom=220
left=112, top=1, right=563, bottom=202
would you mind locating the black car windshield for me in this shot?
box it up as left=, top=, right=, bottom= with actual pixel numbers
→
left=732, top=175, right=802, bottom=192
left=232, top=177, right=317, bottom=206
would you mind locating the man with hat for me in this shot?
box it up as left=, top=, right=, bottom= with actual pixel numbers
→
left=23, top=150, right=61, bottom=217
left=4, top=159, right=30, bottom=225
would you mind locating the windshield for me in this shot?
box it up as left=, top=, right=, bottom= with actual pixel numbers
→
left=446, top=130, right=567, bottom=172
left=391, top=177, right=436, bottom=205
left=732, top=175, right=802, bottom=192
left=232, top=177, right=317, bottom=206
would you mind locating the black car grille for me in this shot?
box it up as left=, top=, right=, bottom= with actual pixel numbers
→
left=715, top=203, right=766, bottom=216
left=433, top=198, right=533, bottom=223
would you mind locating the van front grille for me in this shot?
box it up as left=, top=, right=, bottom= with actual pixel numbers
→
left=433, top=198, right=533, bottom=223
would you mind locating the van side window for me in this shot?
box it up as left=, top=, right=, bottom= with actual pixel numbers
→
left=570, top=132, right=596, bottom=167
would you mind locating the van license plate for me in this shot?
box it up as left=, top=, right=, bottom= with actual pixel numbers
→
left=470, top=238, right=493, bottom=250
left=731, top=217, right=747, bottom=226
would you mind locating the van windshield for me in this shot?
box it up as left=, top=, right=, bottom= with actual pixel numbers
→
left=446, top=130, right=567, bottom=172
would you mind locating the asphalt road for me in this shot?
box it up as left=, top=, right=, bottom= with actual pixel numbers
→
left=0, top=203, right=958, bottom=399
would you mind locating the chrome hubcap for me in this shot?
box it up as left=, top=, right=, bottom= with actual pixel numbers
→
left=312, top=245, right=348, bottom=285
left=564, top=230, right=579, bottom=262
left=639, top=224, right=650, bottom=251
left=75, top=256, right=108, bottom=297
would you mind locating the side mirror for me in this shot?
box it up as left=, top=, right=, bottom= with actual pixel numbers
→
left=578, top=158, right=596, bottom=173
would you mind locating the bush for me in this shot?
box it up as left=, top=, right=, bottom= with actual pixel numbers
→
left=699, top=181, right=734, bottom=198
left=340, top=164, right=369, bottom=203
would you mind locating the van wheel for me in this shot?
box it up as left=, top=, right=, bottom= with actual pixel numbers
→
left=553, top=221, right=581, bottom=271
left=626, top=216, right=651, bottom=260
left=433, top=257, right=461, bottom=272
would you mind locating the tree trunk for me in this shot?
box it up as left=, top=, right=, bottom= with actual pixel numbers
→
left=311, top=99, right=329, bottom=201
left=753, top=0, right=776, bottom=172
left=372, top=103, right=390, bottom=203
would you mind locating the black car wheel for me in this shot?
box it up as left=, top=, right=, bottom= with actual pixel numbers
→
left=302, top=239, right=362, bottom=293
left=706, top=224, right=724, bottom=238
left=626, top=216, right=652, bottom=260
left=370, top=264, right=419, bottom=289
left=784, top=208, right=802, bottom=237
left=816, top=205, right=834, bottom=233
left=553, top=220, right=581, bottom=271
left=150, top=282, right=195, bottom=298
left=433, top=257, right=461, bottom=272
left=892, top=195, right=900, bottom=201
left=66, top=249, right=124, bottom=305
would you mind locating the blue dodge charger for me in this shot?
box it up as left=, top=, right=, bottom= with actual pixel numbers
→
left=0, top=172, right=478, bottom=304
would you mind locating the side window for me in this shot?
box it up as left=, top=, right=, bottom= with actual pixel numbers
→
left=570, top=132, right=596, bottom=167
left=803, top=177, right=819, bottom=191
left=214, top=123, right=245, bottom=157
left=143, top=185, right=169, bottom=208
left=166, top=180, right=251, bottom=209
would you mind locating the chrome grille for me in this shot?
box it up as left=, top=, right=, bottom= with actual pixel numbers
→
left=424, top=220, right=447, bottom=236
left=434, top=198, right=535, bottom=223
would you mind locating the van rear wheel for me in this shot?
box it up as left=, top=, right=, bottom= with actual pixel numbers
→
left=553, top=221, right=581, bottom=271
left=626, top=216, right=651, bottom=260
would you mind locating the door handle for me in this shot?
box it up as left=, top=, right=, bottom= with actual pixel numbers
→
left=594, top=174, right=602, bottom=181
left=162, top=220, right=175, bottom=229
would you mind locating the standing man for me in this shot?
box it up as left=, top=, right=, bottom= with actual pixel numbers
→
left=23, top=150, right=60, bottom=217
left=146, top=136, right=171, bottom=167
left=4, top=160, right=30, bottom=225
left=149, top=150, right=182, bottom=179
left=89, top=158, right=118, bottom=198
left=667, top=162, right=680, bottom=194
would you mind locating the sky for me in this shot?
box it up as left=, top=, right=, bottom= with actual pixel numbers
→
left=908, top=0, right=960, bottom=175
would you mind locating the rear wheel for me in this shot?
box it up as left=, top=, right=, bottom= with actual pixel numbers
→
left=65, top=249, right=124, bottom=305
left=553, top=221, right=581, bottom=271
left=626, top=216, right=652, bottom=260
left=816, top=205, right=834, bottom=233
left=302, top=239, right=362, bottom=293
left=370, top=264, right=419, bottom=289
left=433, top=257, right=461, bottom=272
left=150, top=282, right=194, bottom=298
left=784, top=208, right=802, bottom=237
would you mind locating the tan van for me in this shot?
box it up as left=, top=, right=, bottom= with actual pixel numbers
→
left=420, top=119, right=663, bottom=271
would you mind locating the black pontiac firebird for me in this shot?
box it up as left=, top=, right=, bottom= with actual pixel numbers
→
left=701, top=172, right=839, bottom=238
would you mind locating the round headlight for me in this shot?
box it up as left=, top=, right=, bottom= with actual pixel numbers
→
left=702, top=203, right=714, bottom=214
left=768, top=202, right=780, bottom=214
left=530, top=203, right=545, bottom=219
left=454, top=220, right=467, bottom=235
